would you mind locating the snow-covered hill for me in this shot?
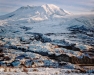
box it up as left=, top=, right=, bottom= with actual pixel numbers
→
left=0, top=4, right=94, bottom=74
left=0, top=4, right=69, bottom=21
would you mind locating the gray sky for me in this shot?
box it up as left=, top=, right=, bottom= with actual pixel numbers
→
left=0, top=0, right=94, bottom=15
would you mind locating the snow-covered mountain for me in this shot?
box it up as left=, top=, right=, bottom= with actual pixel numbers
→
left=0, top=4, right=69, bottom=21
left=0, top=4, right=94, bottom=74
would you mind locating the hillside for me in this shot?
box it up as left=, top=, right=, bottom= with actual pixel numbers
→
left=0, top=4, right=94, bottom=75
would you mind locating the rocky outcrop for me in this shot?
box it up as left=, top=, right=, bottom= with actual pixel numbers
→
left=71, top=56, right=94, bottom=64
left=22, top=33, right=51, bottom=43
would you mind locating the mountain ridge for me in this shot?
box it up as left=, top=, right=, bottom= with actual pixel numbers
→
left=0, top=4, right=70, bottom=21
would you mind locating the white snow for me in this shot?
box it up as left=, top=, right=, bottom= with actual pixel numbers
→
left=0, top=4, right=94, bottom=75
left=0, top=4, right=69, bottom=22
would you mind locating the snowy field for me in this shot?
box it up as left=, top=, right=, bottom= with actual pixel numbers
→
left=0, top=4, right=94, bottom=75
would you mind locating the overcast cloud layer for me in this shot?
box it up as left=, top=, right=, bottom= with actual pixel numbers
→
left=0, top=0, right=94, bottom=15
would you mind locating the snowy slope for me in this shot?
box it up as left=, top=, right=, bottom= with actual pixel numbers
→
left=0, top=4, right=69, bottom=21
left=0, top=4, right=94, bottom=74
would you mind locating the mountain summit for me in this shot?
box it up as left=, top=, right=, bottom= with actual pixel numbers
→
left=0, top=4, right=70, bottom=21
